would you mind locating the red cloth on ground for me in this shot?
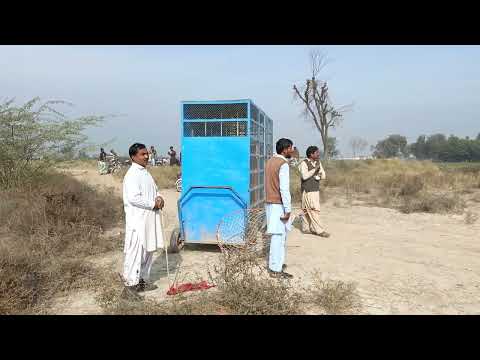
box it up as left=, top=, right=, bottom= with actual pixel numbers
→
left=167, top=281, right=215, bottom=295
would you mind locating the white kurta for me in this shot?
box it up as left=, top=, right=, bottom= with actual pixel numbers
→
left=298, top=159, right=326, bottom=181
left=123, top=162, right=164, bottom=252
left=265, top=158, right=293, bottom=234
left=265, top=154, right=293, bottom=272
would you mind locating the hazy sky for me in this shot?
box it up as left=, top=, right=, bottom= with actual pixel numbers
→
left=1, top=45, right=479, bottom=157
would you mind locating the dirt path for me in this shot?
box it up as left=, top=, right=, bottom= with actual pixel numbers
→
left=51, top=167, right=480, bottom=315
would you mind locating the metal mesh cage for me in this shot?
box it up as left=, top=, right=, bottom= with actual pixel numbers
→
left=265, top=116, right=273, bottom=158
left=184, top=103, right=248, bottom=120
left=185, top=121, right=247, bottom=137
left=248, top=105, right=273, bottom=207
left=221, top=121, right=236, bottom=136
left=258, top=187, right=264, bottom=202
left=250, top=172, right=258, bottom=187
left=250, top=139, right=258, bottom=155
left=238, top=121, right=247, bottom=136
left=184, top=122, right=206, bottom=137
left=250, top=188, right=257, bottom=205
left=250, top=122, right=258, bottom=138
left=222, top=121, right=240, bottom=136
left=250, top=104, right=259, bottom=122
left=206, top=121, right=222, bottom=136
left=250, top=156, right=258, bottom=171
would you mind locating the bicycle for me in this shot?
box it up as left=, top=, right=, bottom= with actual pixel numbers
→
left=175, top=172, right=182, bottom=192
left=107, top=155, right=122, bottom=174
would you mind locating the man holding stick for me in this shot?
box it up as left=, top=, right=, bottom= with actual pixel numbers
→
left=122, top=143, right=165, bottom=300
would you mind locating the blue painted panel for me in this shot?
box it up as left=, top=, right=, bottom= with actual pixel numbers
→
left=180, top=137, right=250, bottom=243
left=181, top=188, right=246, bottom=244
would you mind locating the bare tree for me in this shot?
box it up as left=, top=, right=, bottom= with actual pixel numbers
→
left=349, top=136, right=368, bottom=158
left=293, top=50, right=352, bottom=160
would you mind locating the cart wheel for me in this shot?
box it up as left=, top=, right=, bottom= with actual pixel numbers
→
left=175, top=178, right=182, bottom=192
left=169, top=228, right=183, bottom=253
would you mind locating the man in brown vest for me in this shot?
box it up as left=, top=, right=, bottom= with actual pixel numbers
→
left=265, top=138, right=295, bottom=279
left=298, top=145, right=330, bottom=237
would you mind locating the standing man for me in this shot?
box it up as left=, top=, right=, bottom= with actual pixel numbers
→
left=168, top=146, right=177, bottom=166
left=298, top=146, right=330, bottom=238
left=292, top=146, right=300, bottom=164
left=98, top=148, right=108, bottom=175
left=149, top=145, right=157, bottom=167
left=265, top=138, right=295, bottom=279
left=122, top=143, right=165, bottom=300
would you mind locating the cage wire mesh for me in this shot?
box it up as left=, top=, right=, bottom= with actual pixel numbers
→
left=250, top=104, right=259, bottom=122
left=184, top=103, right=248, bottom=120
left=184, top=122, right=206, bottom=137
left=184, top=120, right=248, bottom=137
left=206, top=121, right=222, bottom=136
left=216, top=208, right=267, bottom=255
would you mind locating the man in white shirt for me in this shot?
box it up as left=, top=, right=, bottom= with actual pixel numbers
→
left=264, top=138, right=295, bottom=279
left=122, top=143, right=165, bottom=300
left=298, top=146, right=330, bottom=237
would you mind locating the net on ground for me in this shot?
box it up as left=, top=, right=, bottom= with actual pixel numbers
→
left=216, top=208, right=267, bottom=253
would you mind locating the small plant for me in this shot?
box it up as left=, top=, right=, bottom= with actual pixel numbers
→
left=464, top=211, right=478, bottom=225
left=208, top=245, right=304, bottom=315
left=397, top=175, right=424, bottom=196
left=309, top=271, right=361, bottom=315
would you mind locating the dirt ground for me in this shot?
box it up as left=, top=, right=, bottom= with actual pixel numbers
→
left=50, top=167, right=480, bottom=315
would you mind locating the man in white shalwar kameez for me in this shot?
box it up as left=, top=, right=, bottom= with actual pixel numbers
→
left=122, top=143, right=165, bottom=300
left=264, top=138, right=295, bottom=279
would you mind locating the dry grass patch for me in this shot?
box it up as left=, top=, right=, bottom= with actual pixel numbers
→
left=208, top=246, right=303, bottom=315
left=399, top=192, right=465, bottom=214
left=55, top=159, right=98, bottom=170
left=308, top=271, right=362, bottom=315
left=114, top=165, right=180, bottom=190
left=0, top=171, right=123, bottom=314
left=99, top=244, right=304, bottom=315
left=301, top=159, right=480, bottom=214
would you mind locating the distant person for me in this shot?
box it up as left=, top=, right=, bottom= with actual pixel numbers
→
left=149, top=145, right=157, bottom=167
left=168, top=146, right=177, bottom=166
left=98, top=148, right=108, bottom=175
left=121, top=143, right=165, bottom=300
left=292, top=146, right=300, bottom=162
left=264, top=138, right=295, bottom=279
left=298, top=146, right=329, bottom=238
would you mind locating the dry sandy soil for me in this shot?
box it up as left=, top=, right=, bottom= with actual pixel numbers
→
left=50, top=167, right=480, bottom=315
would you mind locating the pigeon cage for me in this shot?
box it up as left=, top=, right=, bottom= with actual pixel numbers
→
left=169, top=100, right=274, bottom=252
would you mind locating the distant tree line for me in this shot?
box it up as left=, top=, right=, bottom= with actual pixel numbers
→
left=372, top=133, right=480, bottom=162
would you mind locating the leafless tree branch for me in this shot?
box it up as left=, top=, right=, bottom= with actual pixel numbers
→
left=293, top=50, right=353, bottom=160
